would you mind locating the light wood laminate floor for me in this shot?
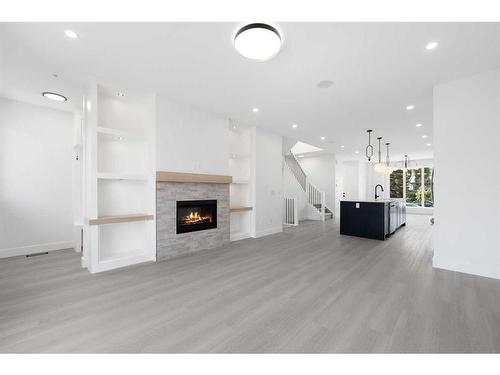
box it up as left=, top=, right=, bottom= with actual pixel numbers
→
left=2, top=215, right=500, bottom=353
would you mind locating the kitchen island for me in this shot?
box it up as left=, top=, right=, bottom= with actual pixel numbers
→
left=340, top=199, right=406, bottom=240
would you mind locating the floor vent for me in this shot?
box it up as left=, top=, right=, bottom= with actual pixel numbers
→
left=26, top=252, right=49, bottom=258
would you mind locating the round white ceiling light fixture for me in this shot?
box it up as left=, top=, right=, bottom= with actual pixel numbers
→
left=291, top=124, right=298, bottom=128
left=320, top=136, right=326, bottom=140
left=42, top=92, right=67, bottom=102
left=416, top=123, right=423, bottom=127
left=252, top=107, right=259, bottom=113
left=65, top=30, right=78, bottom=39
left=406, top=105, right=415, bottom=110
left=234, top=23, right=281, bottom=61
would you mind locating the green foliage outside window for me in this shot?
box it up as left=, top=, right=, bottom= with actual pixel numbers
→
left=390, top=167, right=434, bottom=207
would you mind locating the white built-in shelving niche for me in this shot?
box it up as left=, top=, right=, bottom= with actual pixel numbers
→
left=229, top=122, right=254, bottom=241
left=82, top=84, right=156, bottom=273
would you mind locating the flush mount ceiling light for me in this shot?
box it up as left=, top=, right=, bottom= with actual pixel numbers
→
left=340, top=145, right=345, bottom=149
left=426, top=41, right=439, bottom=50
left=291, top=124, right=298, bottom=128
left=42, top=92, right=67, bottom=102
left=234, top=23, right=281, bottom=61
left=355, top=151, right=360, bottom=154
left=426, top=143, right=432, bottom=146
left=252, top=107, right=259, bottom=113
left=422, top=134, right=428, bottom=139
left=65, top=30, right=78, bottom=39
left=416, top=123, right=423, bottom=128
left=320, top=136, right=326, bottom=140
left=406, top=105, right=415, bottom=110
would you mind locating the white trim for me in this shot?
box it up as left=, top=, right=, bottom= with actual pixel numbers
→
left=254, top=226, right=283, bottom=238
left=433, top=255, right=500, bottom=280
left=0, top=241, right=75, bottom=259
left=230, top=231, right=251, bottom=241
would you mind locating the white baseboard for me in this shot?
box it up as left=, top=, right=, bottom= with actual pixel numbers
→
left=0, top=241, right=75, bottom=259
left=255, top=226, right=283, bottom=238
left=433, top=255, right=500, bottom=280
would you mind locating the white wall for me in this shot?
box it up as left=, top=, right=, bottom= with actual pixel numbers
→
left=0, top=97, right=74, bottom=257
left=298, top=154, right=336, bottom=209
left=253, top=127, right=283, bottom=237
left=433, top=68, right=500, bottom=279
left=339, top=160, right=361, bottom=200
left=156, top=96, right=229, bottom=175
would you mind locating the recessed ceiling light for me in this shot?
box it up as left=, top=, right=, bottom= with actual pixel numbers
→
left=355, top=151, right=359, bottom=154
left=317, top=80, right=334, bottom=89
left=234, top=23, right=281, bottom=61
left=406, top=105, right=415, bottom=110
left=320, top=136, right=326, bottom=140
left=65, top=30, right=78, bottom=39
left=426, top=41, right=438, bottom=50
left=42, top=92, right=67, bottom=102
left=426, top=143, right=432, bottom=146
left=340, top=145, right=345, bottom=149
left=291, top=124, right=298, bottom=128
left=252, top=107, right=259, bottom=113
left=117, top=92, right=124, bottom=97
left=422, top=135, right=428, bottom=139
left=297, top=154, right=304, bottom=158
left=416, top=123, right=423, bottom=127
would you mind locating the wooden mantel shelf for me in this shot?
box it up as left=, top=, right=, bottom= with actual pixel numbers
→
left=230, top=206, right=253, bottom=213
left=156, top=171, right=232, bottom=184
left=89, top=214, right=154, bottom=225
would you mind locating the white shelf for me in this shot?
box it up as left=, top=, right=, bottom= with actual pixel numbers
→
left=97, top=126, right=146, bottom=141
left=97, top=172, right=149, bottom=181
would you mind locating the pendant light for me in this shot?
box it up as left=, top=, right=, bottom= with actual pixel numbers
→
left=373, top=137, right=386, bottom=173
left=365, top=130, right=374, bottom=161
left=384, top=142, right=394, bottom=175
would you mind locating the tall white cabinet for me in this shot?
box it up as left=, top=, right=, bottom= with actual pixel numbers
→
left=82, top=83, right=156, bottom=273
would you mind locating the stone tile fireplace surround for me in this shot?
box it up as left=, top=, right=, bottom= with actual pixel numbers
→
left=156, top=172, right=231, bottom=261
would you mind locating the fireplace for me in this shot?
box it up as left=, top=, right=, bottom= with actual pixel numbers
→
left=176, top=200, right=217, bottom=234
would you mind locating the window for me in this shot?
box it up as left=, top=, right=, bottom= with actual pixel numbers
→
left=390, top=169, right=404, bottom=198
left=390, top=167, right=434, bottom=208
left=405, top=168, right=422, bottom=207
left=423, top=167, right=434, bottom=207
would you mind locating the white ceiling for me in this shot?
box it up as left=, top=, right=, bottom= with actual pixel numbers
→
left=1, top=22, right=499, bottom=160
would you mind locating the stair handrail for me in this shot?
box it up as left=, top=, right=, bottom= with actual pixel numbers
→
left=284, top=154, right=333, bottom=221
left=284, top=153, right=307, bottom=191
left=306, top=181, right=328, bottom=221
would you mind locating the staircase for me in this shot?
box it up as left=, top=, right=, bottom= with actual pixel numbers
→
left=284, top=153, right=334, bottom=222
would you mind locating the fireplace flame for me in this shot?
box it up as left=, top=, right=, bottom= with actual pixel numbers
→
left=182, top=210, right=212, bottom=225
